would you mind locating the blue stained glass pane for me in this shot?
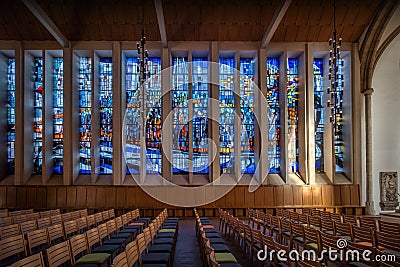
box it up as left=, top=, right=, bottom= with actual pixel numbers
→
left=266, top=58, right=280, bottom=174
left=172, top=57, right=189, bottom=174
left=335, top=60, right=344, bottom=171
left=79, top=57, right=92, bottom=174
left=33, top=57, right=43, bottom=175
left=99, top=57, right=112, bottom=174
left=192, top=57, right=209, bottom=174
left=53, top=58, right=63, bottom=174
left=287, top=58, right=299, bottom=173
left=240, top=58, right=255, bottom=174
left=314, top=58, right=324, bottom=172
left=219, top=57, right=235, bottom=173
left=7, top=58, right=15, bottom=175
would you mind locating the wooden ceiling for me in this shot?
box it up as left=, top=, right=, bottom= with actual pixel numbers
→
left=0, top=0, right=383, bottom=43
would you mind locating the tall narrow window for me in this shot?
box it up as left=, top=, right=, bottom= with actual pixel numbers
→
left=287, top=58, right=299, bottom=173
left=219, top=57, right=235, bottom=173
left=7, top=58, right=15, bottom=175
left=145, top=58, right=162, bottom=174
left=266, top=58, right=280, bottom=174
left=125, top=57, right=140, bottom=174
left=79, top=57, right=92, bottom=174
left=33, top=57, right=43, bottom=175
left=53, top=58, right=63, bottom=174
left=99, top=57, right=112, bottom=174
left=239, top=58, right=255, bottom=174
left=335, top=60, right=344, bottom=172
left=172, top=57, right=189, bottom=174
left=192, top=57, right=208, bottom=174
left=314, top=58, right=324, bottom=172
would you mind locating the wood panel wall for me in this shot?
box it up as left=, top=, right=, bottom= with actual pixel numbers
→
left=0, top=184, right=361, bottom=212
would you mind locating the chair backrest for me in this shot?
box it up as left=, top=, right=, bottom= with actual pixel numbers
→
left=98, top=223, right=109, bottom=242
left=79, top=209, right=88, bottom=218
left=136, top=233, right=147, bottom=255
left=50, top=209, right=60, bottom=216
left=343, top=215, right=358, bottom=225
left=39, top=210, right=51, bottom=219
left=9, top=210, right=25, bottom=217
left=304, top=227, right=321, bottom=252
left=270, top=216, right=281, bottom=230
left=20, top=220, right=38, bottom=235
left=125, top=240, right=139, bottom=267
left=46, top=240, right=72, bottom=267
left=298, top=213, right=309, bottom=225
left=27, top=213, right=41, bottom=221
left=0, top=210, right=8, bottom=218
left=276, top=208, right=283, bottom=217
left=47, top=223, right=65, bottom=245
left=281, top=218, right=291, bottom=233
left=274, top=240, right=293, bottom=263
left=9, top=251, right=45, bottom=267
left=102, top=210, right=110, bottom=221
left=321, top=211, right=331, bottom=221
left=335, top=222, right=352, bottom=237
left=112, top=251, right=129, bottom=267
left=0, top=223, right=21, bottom=239
left=352, top=225, right=374, bottom=245
left=320, top=232, right=342, bottom=251
left=107, top=219, right=117, bottom=235
left=69, top=233, right=89, bottom=263
left=13, top=214, right=29, bottom=224
left=330, top=213, right=341, bottom=222
left=95, top=212, right=103, bottom=225
left=375, top=230, right=400, bottom=252
left=321, top=218, right=334, bottom=232
left=302, top=208, right=312, bottom=215
left=64, top=219, right=78, bottom=237
left=87, top=214, right=96, bottom=228
left=71, top=211, right=81, bottom=220
left=291, top=222, right=305, bottom=240
left=122, top=214, right=129, bottom=226
left=378, top=220, right=400, bottom=235
left=0, top=234, right=27, bottom=262
left=290, top=211, right=299, bottom=223
left=359, top=217, right=377, bottom=230
left=346, top=241, right=379, bottom=267
left=308, top=216, right=321, bottom=228
left=76, top=217, right=88, bottom=232
left=86, top=227, right=101, bottom=251
left=282, top=210, right=290, bottom=219
left=0, top=216, right=14, bottom=227
left=109, top=209, right=115, bottom=219
left=50, top=214, right=62, bottom=225
left=27, top=228, right=48, bottom=255
left=62, top=212, right=72, bottom=222
left=116, top=216, right=124, bottom=230
left=37, top=217, right=51, bottom=229
left=143, top=227, right=152, bottom=246
left=261, top=233, right=275, bottom=249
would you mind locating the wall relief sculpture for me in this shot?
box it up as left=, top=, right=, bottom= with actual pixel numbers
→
left=379, top=172, right=399, bottom=211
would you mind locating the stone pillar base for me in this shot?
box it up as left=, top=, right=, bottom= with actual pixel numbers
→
left=365, top=201, right=376, bottom=215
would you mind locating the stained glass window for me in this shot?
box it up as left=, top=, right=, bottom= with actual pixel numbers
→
left=192, top=57, right=208, bottom=174
left=239, top=58, right=255, bottom=174
left=287, top=58, right=299, bottom=173
left=335, top=60, right=344, bottom=171
left=99, top=57, right=113, bottom=174
left=314, top=59, right=324, bottom=172
left=266, top=58, right=280, bottom=174
left=125, top=57, right=140, bottom=174
left=53, top=58, right=63, bottom=174
left=7, top=58, right=15, bottom=175
left=172, top=57, right=189, bottom=174
left=79, top=57, right=92, bottom=174
left=219, top=57, right=235, bottom=174
left=33, top=57, right=43, bottom=175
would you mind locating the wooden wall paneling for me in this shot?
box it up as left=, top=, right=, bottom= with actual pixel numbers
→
left=333, top=185, right=342, bottom=206
left=245, top=187, right=255, bottom=208
left=283, top=186, right=294, bottom=206
left=264, top=186, right=274, bottom=207
left=214, top=186, right=227, bottom=208
left=115, top=187, right=126, bottom=208
left=46, top=187, right=57, bottom=209
left=292, top=186, right=303, bottom=206
left=312, top=186, right=322, bottom=206
left=321, top=185, right=333, bottom=206
left=138, top=188, right=157, bottom=209
left=26, top=187, right=37, bottom=208
left=302, top=186, right=312, bottom=206
left=274, top=186, right=284, bottom=207
left=254, top=186, right=265, bottom=207
left=126, top=187, right=137, bottom=208
left=16, top=187, right=27, bottom=209
left=6, top=186, right=16, bottom=208
left=235, top=186, right=246, bottom=208
left=86, top=187, right=96, bottom=208
left=36, top=187, right=46, bottom=209
left=225, top=187, right=235, bottom=208
left=0, top=187, right=6, bottom=208
left=56, top=187, right=67, bottom=208
left=350, top=185, right=360, bottom=206
left=104, top=187, right=116, bottom=208
left=340, top=185, right=351, bottom=206
left=95, top=187, right=106, bottom=208
left=76, top=187, right=87, bottom=208
left=66, top=187, right=77, bottom=208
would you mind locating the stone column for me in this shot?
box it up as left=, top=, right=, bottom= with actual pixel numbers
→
left=363, top=88, right=375, bottom=215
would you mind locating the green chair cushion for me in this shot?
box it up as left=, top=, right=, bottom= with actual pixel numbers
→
left=306, top=242, right=319, bottom=251
left=215, top=252, right=238, bottom=263
left=75, top=253, right=110, bottom=264
left=159, top=229, right=175, bottom=233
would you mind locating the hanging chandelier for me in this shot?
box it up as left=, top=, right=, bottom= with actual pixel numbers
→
left=327, top=0, right=344, bottom=165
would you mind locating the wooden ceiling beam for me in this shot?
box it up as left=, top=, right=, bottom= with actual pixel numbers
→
left=21, top=0, right=69, bottom=48
left=154, top=0, right=167, bottom=47
left=261, top=0, right=292, bottom=48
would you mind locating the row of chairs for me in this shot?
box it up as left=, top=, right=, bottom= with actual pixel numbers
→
left=224, top=209, right=400, bottom=267
left=111, top=209, right=179, bottom=267
left=195, top=208, right=241, bottom=267
left=0, top=209, right=36, bottom=218
left=0, top=209, right=144, bottom=266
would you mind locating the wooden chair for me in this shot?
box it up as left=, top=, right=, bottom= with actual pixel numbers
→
left=304, top=227, right=321, bottom=255
left=298, top=213, right=309, bottom=225
left=87, top=214, right=96, bottom=229
left=359, top=217, right=377, bottom=230
left=50, top=214, right=62, bottom=225
left=62, top=212, right=72, bottom=222
left=86, top=227, right=121, bottom=259
left=334, top=221, right=352, bottom=240
left=63, top=219, right=78, bottom=238
left=46, top=240, right=73, bottom=267
left=378, top=220, right=400, bottom=235
left=342, top=215, right=358, bottom=225
left=375, top=230, right=400, bottom=255
left=108, top=209, right=115, bottom=219
left=276, top=208, right=284, bottom=217
left=321, top=218, right=335, bottom=235
left=311, top=209, right=321, bottom=217
left=289, top=211, right=299, bottom=224
left=69, top=233, right=111, bottom=266
left=273, top=240, right=293, bottom=266
left=95, top=212, right=103, bottom=225
left=0, top=234, right=27, bottom=266
left=351, top=225, right=375, bottom=247
left=346, top=241, right=379, bottom=267
left=39, top=210, right=51, bottom=219
left=47, top=223, right=65, bottom=245
left=26, top=228, right=49, bottom=255
left=71, top=210, right=81, bottom=220
left=125, top=240, right=140, bottom=267
left=290, top=222, right=305, bottom=250
left=37, top=217, right=51, bottom=229
left=308, top=215, right=321, bottom=230
left=9, top=251, right=45, bottom=267
left=50, top=209, right=60, bottom=216
left=13, top=214, right=28, bottom=224
left=280, top=217, right=292, bottom=246
left=0, top=216, right=14, bottom=227
left=102, top=210, right=110, bottom=221
left=112, top=252, right=129, bottom=267
left=9, top=210, right=25, bottom=217
left=80, top=209, right=88, bottom=218
left=320, top=232, right=345, bottom=266
left=260, top=233, right=275, bottom=265
left=330, top=213, right=341, bottom=222
left=251, top=229, right=263, bottom=262
left=76, top=216, right=88, bottom=233
left=270, top=216, right=281, bottom=240
left=26, top=212, right=40, bottom=221
left=0, top=223, right=21, bottom=239
left=137, top=232, right=171, bottom=267
left=20, top=220, right=38, bottom=235
left=0, top=209, right=8, bottom=218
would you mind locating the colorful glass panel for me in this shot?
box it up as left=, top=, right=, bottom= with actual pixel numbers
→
left=7, top=58, right=15, bottom=175
left=33, top=57, right=43, bottom=175
left=314, top=58, right=324, bottom=172
left=287, top=58, right=299, bottom=173
left=53, top=58, right=63, bottom=174
left=99, top=57, right=113, bottom=174
left=335, top=60, right=344, bottom=171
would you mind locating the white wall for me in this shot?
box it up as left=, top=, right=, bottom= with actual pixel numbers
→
left=371, top=33, right=400, bottom=213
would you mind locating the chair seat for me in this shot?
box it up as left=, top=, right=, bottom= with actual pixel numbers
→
left=153, top=238, right=174, bottom=245
left=383, top=250, right=400, bottom=257
left=142, top=252, right=170, bottom=264
left=103, top=238, right=127, bottom=245
left=306, top=242, right=319, bottom=251
left=119, top=228, right=138, bottom=234
left=282, top=231, right=290, bottom=237
left=293, top=236, right=304, bottom=243
left=157, top=232, right=175, bottom=238
left=215, top=252, right=237, bottom=263
left=208, top=237, right=226, bottom=245
left=166, top=217, right=179, bottom=222
left=219, top=264, right=242, bottom=267
left=349, top=262, right=371, bottom=267
left=75, top=253, right=110, bottom=265
left=205, top=232, right=221, bottom=238
left=211, top=244, right=231, bottom=253
left=159, top=229, right=175, bottom=233
left=110, top=232, right=132, bottom=239
left=323, top=230, right=334, bottom=235
left=91, top=244, right=120, bottom=254
left=148, top=244, right=173, bottom=253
